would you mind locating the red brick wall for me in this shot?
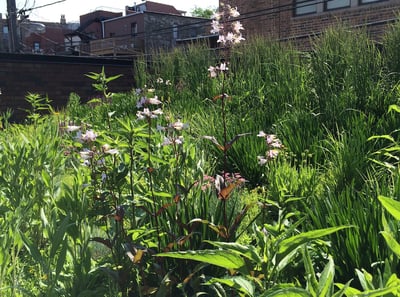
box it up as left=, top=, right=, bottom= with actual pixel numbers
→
left=228, top=0, right=400, bottom=48
left=0, top=54, right=135, bottom=122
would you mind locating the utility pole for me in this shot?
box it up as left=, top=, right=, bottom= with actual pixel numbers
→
left=7, top=0, right=19, bottom=53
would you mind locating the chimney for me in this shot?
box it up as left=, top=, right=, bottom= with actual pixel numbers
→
left=60, top=14, right=66, bottom=24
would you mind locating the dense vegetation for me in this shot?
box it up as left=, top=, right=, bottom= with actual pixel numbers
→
left=2, top=18, right=400, bottom=296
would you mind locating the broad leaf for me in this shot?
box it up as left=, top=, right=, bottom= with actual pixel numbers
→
left=261, top=287, right=311, bottom=297
left=207, top=276, right=255, bottom=297
left=204, top=241, right=262, bottom=264
left=318, top=255, right=335, bottom=297
left=381, top=231, right=400, bottom=258
left=156, top=249, right=246, bottom=270
left=378, top=196, right=400, bottom=220
left=277, top=226, right=351, bottom=259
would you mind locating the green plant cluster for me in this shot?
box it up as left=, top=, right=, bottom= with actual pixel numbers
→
left=2, top=20, right=400, bottom=297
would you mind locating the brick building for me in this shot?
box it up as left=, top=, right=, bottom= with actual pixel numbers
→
left=21, top=16, right=78, bottom=55
left=227, top=0, right=400, bottom=48
left=90, top=1, right=210, bottom=56
left=0, top=14, right=8, bottom=52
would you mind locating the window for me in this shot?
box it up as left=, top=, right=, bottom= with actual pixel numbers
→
left=173, top=24, right=178, bottom=40
left=295, top=0, right=318, bottom=15
left=326, top=0, right=351, bottom=10
left=3, top=25, right=8, bottom=34
left=33, top=42, right=40, bottom=53
left=131, top=23, right=137, bottom=36
left=360, top=0, right=382, bottom=3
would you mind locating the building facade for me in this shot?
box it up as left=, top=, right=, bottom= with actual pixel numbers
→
left=90, top=1, right=210, bottom=56
left=227, top=0, right=400, bottom=48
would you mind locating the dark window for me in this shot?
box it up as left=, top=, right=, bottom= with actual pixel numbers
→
left=294, top=0, right=318, bottom=15
left=131, top=23, right=137, bottom=36
left=359, top=0, right=383, bottom=3
left=33, top=42, right=40, bottom=53
left=326, top=0, right=351, bottom=10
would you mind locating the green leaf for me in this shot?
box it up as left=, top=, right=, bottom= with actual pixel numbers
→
left=55, top=238, right=68, bottom=277
left=335, top=282, right=361, bottom=296
left=302, top=247, right=318, bottom=296
left=204, top=241, right=262, bottom=264
left=261, top=287, right=312, bottom=297
left=378, top=196, right=400, bottom=220
left=332, top=280, right=353, bottom=297
left=20, top=232, right=44, bottom=271
left=156, top=249, right=246, bottom=270
left=367, top=135, right=395, bottom=142
left=50, top=215, right=70, bottom=259
left=389, top=104, right=400, bottom=113
left=318, top=255, right=335, bottom=297
left=207, top=276, right=255, bottom=297
left=381, top=231, right=400, bottom=258
left=277, top=226, right=351, bottom=259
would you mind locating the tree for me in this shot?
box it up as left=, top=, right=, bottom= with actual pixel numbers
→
left=191, top=6, right=216, bottom=19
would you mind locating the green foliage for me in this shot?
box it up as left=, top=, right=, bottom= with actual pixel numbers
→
left=190, top=6, right=216, bottom=18
left=4, top=21, right=400, bottom=296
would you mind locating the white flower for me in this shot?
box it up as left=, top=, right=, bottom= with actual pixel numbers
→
left=208, top=66, right=217, bottom=78
left=147, top=96, right=162, bottom=105
left=217, top=35, right=226, bottom=45
left=66, top=125, right=81, bottom=132
left=137, top=108, right=163, bottom=120
left=81, top=130, right=97, bottom=142
left=156, top=77, right=164, bottom=84
left=229, top=6, right=240, bottom=17
left=257, top=131, right=267, bottom=138
left=80, top=149, right=93, bottom=160
left=233, top=34, right=245, bottom=44
left=225, top=32, right=235, bottom=43
left=257, top=156, right=267, bottom=166
left=267, top=149, right=280, bottom=159
left=170, top=119, right=188, bottom=131
left=232, top=21, right=244, bottom=33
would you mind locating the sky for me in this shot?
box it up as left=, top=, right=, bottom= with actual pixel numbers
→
left=0, top=0, right=218, bottom=23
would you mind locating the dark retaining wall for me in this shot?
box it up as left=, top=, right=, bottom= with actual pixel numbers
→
left=0, top=53, right=135, bottom=122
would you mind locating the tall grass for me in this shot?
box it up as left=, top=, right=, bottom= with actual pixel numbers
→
left=3, top=18, right=400, bottom=295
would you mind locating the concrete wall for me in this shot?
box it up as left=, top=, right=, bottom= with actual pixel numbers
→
left=0, top=53, right=135, bottom=122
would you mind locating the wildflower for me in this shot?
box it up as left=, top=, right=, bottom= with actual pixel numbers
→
left=65, top=125, right=81, bottom=132
left=102, top=144, right=119, bottom=155
left=156, top=77, right=164, bottom=84
left=208, top=66, right=218, bottom=78
left=210, top=3, right=244, bottom=47
left=267, top=149, right=280, bottom=159
left=257, top=156, right=268, bottom=166
left=81, top=130, right=97, bottom=142
left=157, top=124, right=166, bottom=131
left=137, top=108, right=163, bottom=120
left=258, top=131, right=283, bottom=149
left=162, top=136, right=184, bottom=146
left=170, top=119, right=188, bottom=131
left=257, top=131, right=267, bottom=138
left=266, top=134, right=282, bottom=148
left=136, top=96, right=162, bottom=108
left=232, top=21, right=244, bottom=33
left=165, top=80, right=172, bottom=86
left=162, top=137, right=172, bottom=146
left=101, top=172, right=107, bottom=182
left=80, top=148, right=93, bottom=160
left=229, top=6, right=240, bottom=17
